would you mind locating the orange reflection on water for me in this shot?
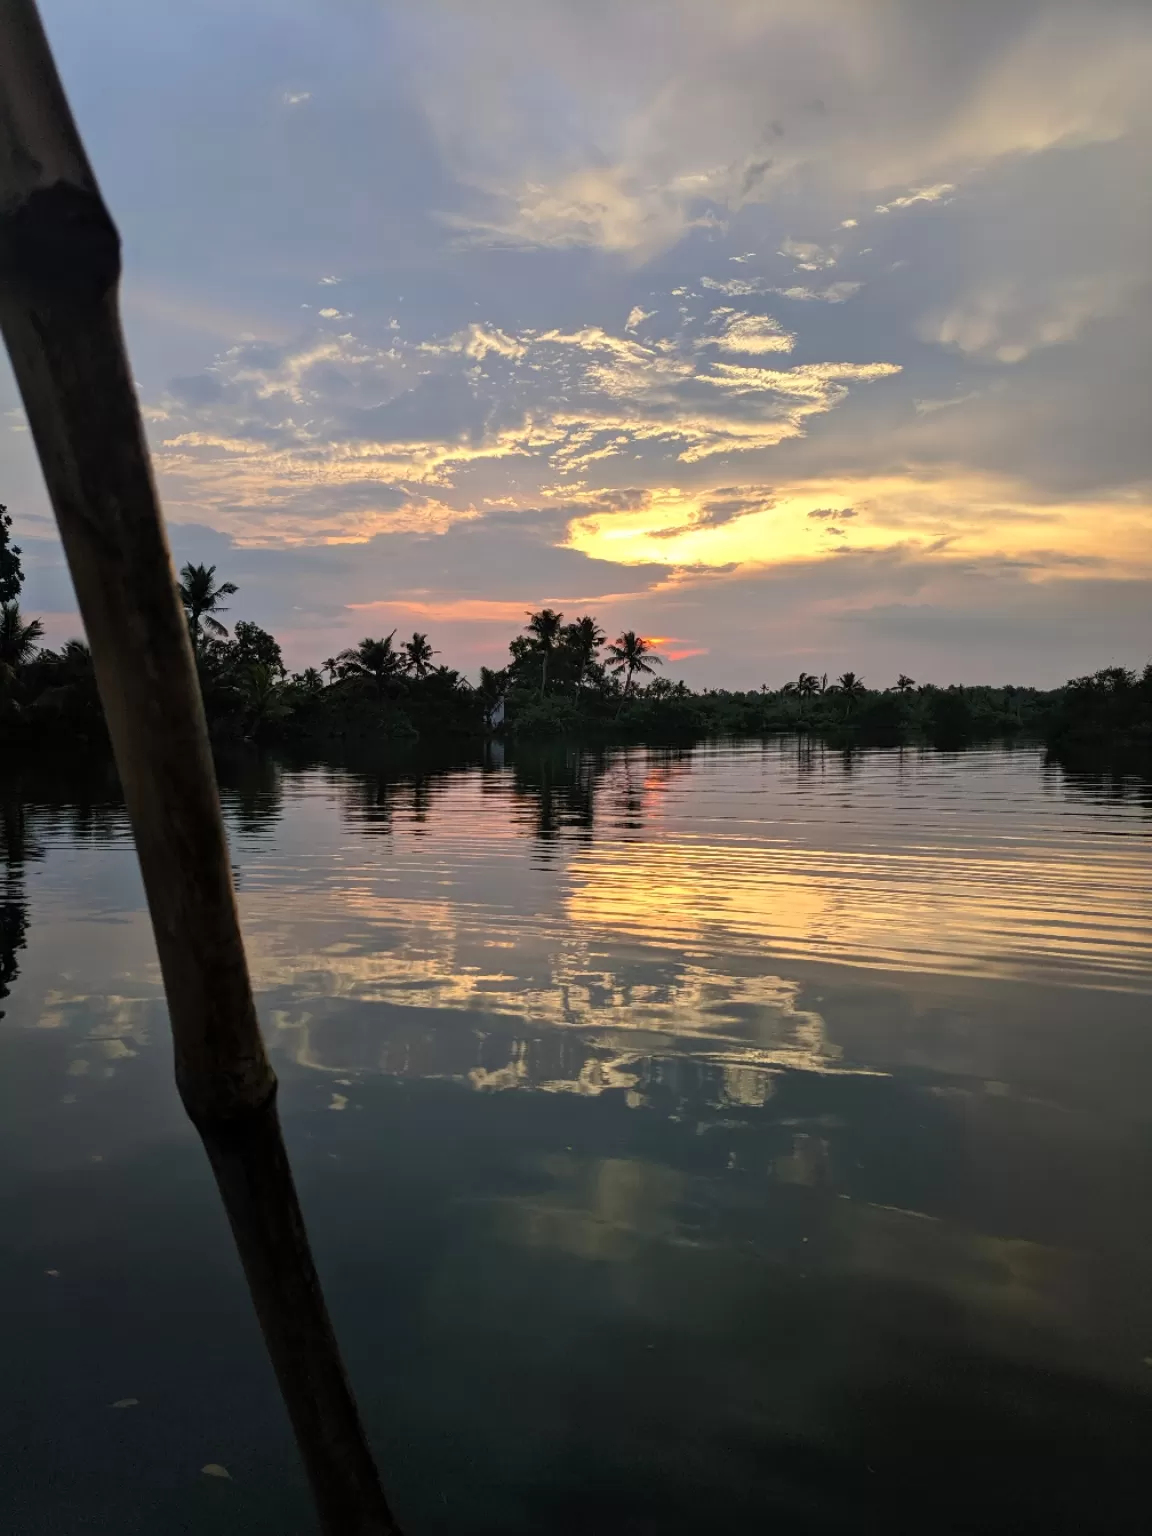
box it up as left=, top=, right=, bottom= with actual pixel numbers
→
left=565, top=830, right=1151, bottom=991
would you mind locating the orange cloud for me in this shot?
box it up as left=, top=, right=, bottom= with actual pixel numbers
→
left=635, top=635, right=708, bottom=661
left=348, top=597, right=529, bottom=624
left=565, top=472, right=1152, bottom=575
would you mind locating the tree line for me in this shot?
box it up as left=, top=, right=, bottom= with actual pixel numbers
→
left=2, top=516, right=1150, bottom=751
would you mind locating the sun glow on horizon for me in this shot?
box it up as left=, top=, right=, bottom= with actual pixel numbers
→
left=563, top=473, right=1152, bottom=576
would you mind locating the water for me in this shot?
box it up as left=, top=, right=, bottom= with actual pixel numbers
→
left=2, top=737, right=1150, bottom=1534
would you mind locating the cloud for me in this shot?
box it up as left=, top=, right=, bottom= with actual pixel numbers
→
left=8, top=0, right=1150, bottom=684
left=701, top=359, right=900, bottom=401
left=920, top=277, right=1130, bottom=364
left=699, top=313, right=795, bottom=355
left=401, top=1, right=1152, bottom=262
left=768, top=282, right=861, bottom=304
left=283, top=90, right=312, bottom=107
left=640, top=553, right=1152, bottom=689
left=630, top=485, right=777, bottom=540
left=914, top=391, right=982, bottom=416
left=875, top=183, right=955, bottom=213
left=145, top=303, right=901, bottom=542
left=419, top=322, right=527, bottom=360
left=701, top=276, right=766, bottom=297
left=778, top=237, right=838, bottom=272
left=442, top=164, right=722, bottom=263
left=564, top=468, right=1152, bottom=581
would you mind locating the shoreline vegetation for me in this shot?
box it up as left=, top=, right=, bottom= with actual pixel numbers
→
left=2, top=532, right=1150, bottom=758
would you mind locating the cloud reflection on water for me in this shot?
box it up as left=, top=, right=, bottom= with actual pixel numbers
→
left=4, top=739, right=1152, bottom=1534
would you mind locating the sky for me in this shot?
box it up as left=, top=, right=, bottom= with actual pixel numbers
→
left=3, top=0, right=1151, bottom=687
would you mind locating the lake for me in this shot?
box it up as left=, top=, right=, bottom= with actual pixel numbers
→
left=2, top=736, right=1151, bottom=1534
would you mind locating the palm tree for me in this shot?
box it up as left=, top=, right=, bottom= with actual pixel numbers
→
left=322, top=656, right=340, bottom=684
left=57, top=637, right=93, bottom=671
left=836, top=670, right=866, bottom=716
left=607, top=631, right=662, bottom=698
left=524, top=608, right=564, bottom=697
left=297, top=667, right=324, bottom=692
left=477, top=665, right=507, bottom=729
left=477, top=665, right=506, bottom=700
left=0, top=602, right=43, bottom=684
left=562, top=615, right=605, bottom=693
left=895, top=674, right=916, bottom=694
left=178, top=563, right=237, bottom=650
left=337, top=633, right=405, bottom=701
left=403, top=632, right=438, bottom=679
left=795, top=672, right=820, bottom=717
left=237, top=662, right=290, bottom=738
left=0, top=502, right=23, bottom=605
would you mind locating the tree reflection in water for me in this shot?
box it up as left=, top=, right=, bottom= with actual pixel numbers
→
left=0, top=872, right=26, bottom=1023
left=2, top=790, right=37, bottom=1021
left=0, top=755, right=127, bottom=1020
left=2, top=738, right=1151, bottom=1533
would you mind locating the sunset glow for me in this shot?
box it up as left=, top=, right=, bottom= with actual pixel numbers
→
left=4, top=0, right=1149, bottom=684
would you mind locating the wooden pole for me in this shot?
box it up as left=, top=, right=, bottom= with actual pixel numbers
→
left=0, top=6, right=401, bottom=1531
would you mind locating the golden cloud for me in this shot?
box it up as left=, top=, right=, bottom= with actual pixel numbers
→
left=148, top=305, right=903, bottom=542
left=565, top=471, right=1152, bottom=574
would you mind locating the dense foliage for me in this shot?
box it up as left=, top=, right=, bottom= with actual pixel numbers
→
left=1, top=539, right=1149, bottom=752
left=1044, top=664, right=1152, bottom=749
left=0, top=504, right=23, bottom=606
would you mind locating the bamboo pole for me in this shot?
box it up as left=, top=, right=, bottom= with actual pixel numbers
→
left=0, top=6, right=401, bottom=1531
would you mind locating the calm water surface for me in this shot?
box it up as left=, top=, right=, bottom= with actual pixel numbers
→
left=2, top=737, right=1151, bottom=1533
